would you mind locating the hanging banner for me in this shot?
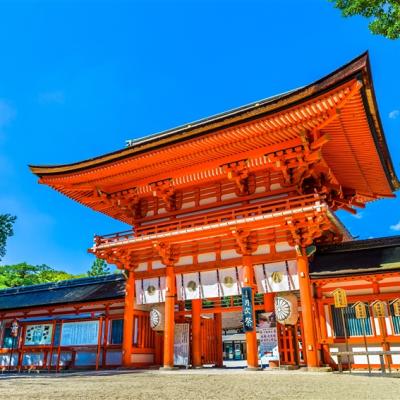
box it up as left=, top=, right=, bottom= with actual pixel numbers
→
left=174, top=323, right=190, bottom=367
left=254, top=261, right=298, bottom=293
left=332, top=288, right=348, bottom=308
left=274, top=293, right=299, bottom=325
left=60, top=321, right=99, bottom=346
left=135, top=277, right=166, bottom=305
left=241, top=287, right=255, bottom=332
left=24, top=324, right=53, bottom=346
left=176, top=268, right=243, bottom=300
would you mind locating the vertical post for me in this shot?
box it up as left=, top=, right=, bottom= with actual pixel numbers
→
left=316, top=288, right=330, bottom=365
left=297, top=252, right=319, bottom=368
left=242, top=255, right=259, bottom=369
left=192, top=299, right=202, bottom=368
left=122, top=270, right=135, bottom=367
left=263, top=293, right=274, bottom=312
left=163, top=264, right=176, bottom=369
left=214, top=313, right=223, bottom=367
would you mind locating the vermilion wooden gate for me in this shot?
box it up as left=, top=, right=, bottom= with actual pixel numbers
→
left=277, top=314, right=307, bottom=366
left=200, top=318, right=218, bottom=365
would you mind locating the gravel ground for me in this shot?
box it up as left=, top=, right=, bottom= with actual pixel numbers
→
left=1, top=369, right=400, bottom=400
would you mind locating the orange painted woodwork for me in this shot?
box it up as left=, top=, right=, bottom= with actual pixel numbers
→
left=297, top=254, right=318, bottom=367
left=191, top=299, right=202, bottom=367
left=122, top=270, right=135, bottom=367
left=263, top=293, right=274, bottom=312
left=214, top=313, right=223, bottom=368
left=163, top=265, right=176, bottom=368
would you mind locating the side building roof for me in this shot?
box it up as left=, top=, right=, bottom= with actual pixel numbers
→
left=0, top=274, right=126, bottom=312
left=310, top=235, right=400, bottom=279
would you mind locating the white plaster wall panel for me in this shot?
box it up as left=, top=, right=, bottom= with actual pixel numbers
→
left=325, top=305, right=333, bottom=337
left=175, top=256, right=193, bottom=266
left=270, top=183, right=282, bottom=190
left=253, top=245, right=270, bottom=255
left=373, top=317, right=381, bottom=335
left=182, top=201, right=196, bottom=209
left=275, top=242, right=294, bottom=252
left=385, top=317, right=393, bottom=335
left=352, top=346, right=383, bottom=365
left=136, top=262, right=148, bottom=272
left=152, top=260, right=164, bottom=270
left=198, top=252, right=216, bottom=263
left=379, top=285, right=400, bottom=293
left=341, top=288, right=374, bottom=296
left=199, top=197, right=217, bottom=206
left=255, top=185, right=265, bottom=194
left=391, top=346, right=400, bottom=364
left=158, top=207, right=166, bottom=214
left=221, top=249, right=238, bottom=260
left=221, top=193, right=236, bottom=201
left=378, top=277, right=400, bottom=284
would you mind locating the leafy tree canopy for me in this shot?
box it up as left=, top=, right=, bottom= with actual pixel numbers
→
left=332, top=0, right=400, bottom=39
left=0, top=262, right=81, bottom=289
left=0, top=214, right=17, bottom=261
left=87, top=258, right=111, bottom=277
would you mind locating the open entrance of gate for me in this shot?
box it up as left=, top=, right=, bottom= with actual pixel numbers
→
left=172, top=294, right=306, bottom=369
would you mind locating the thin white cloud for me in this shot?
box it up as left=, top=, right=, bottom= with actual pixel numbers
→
left=38, top=90, right=65, bottom=104
left=389, top=110, right=400, bottom=119
left=390, top=221, right=400, bottom=231
left=351, top=212, right=363, bottom=220
left=0, top=99, right=16, bottom=135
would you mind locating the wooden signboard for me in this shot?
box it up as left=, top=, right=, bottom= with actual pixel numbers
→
left=241, top=287, right=255, bottom=332
left=332, top=288, right=347, bottom=308
left=372, top=301, right=386, bottom=318
left=353, top=301, right=367, bottom=319
left=392, top=299, right=400, bottom=317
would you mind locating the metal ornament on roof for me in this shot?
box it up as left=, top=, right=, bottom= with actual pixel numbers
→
left=274, top=293, right=298, bottom=325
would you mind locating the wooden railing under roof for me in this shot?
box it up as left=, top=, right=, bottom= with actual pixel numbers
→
left=93, top=193, right=326, bottom=247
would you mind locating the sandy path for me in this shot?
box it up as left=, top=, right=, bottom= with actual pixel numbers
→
left=1, top=369, right=399, bottom=400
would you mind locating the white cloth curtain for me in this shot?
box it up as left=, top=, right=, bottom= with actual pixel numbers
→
left=254, top=260, right=298, bottom=293
left=135, top=277, right=166, bottom=305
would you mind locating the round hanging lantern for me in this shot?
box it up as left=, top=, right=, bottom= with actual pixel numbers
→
left=274, top=293, right=298, bottom=325
left=149, top=305, right=165, bottom=331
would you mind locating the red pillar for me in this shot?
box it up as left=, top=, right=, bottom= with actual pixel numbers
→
left=122, top=270, right=135, bottom=367
left=163, top=265, right=176, bottom=369
left=263, top=293, right=274, bottom=312
left=214, top=313, right=224, bottom=367
left=297, top=253, right=319, bottom=367
left=243, top=255, right=259, bottom=369
left=192, top=299, right=202, bottom=367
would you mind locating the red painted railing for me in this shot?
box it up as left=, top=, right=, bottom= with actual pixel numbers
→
left=94, top=193, right=324, bottom=246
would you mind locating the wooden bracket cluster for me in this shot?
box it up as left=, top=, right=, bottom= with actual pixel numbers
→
left=153, top=241, right=179, bottom=266
left=231, top=229, right=258, bottom=255
left=222, top=160, right=256, bottom=196
left=150, top=179, right=182, bottom=211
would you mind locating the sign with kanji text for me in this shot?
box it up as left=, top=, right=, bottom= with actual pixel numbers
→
left=353, top=301, right=367, bottom=319
left=332, top=288, right=347, bottom=308
left=392, top=299, right=400, bottom=317
left=241, top=287, right=255, bottom=332
left=372, top=301, right=386, bottom=318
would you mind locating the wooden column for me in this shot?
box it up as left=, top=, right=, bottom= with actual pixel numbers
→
left=316, top=287, right=330, bottom=365
left=122, top=270, right=135, bottom=367
left=214, top=313, right=224, bottom=367
left=243, top=254, right=259, bottom=369
left=263, top=293, right=274, bottom=312
left=297, top=253, right=319, bottom=367
left=192, top=299, right=202, bottom=367
left=163, top=264, right=176, bottom=369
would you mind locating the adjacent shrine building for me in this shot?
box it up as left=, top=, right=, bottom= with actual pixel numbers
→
left=2, top=52, right=398, bottom=371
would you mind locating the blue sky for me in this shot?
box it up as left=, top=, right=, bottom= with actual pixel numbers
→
left=1, top=0, right=400, bottom=274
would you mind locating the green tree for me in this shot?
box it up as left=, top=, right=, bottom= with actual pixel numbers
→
left=331, top=0, right=400, bottom=39
left=0, top=262, right=78, bottom=288
left=0, top=214, right=17, bottom=261
left=87, top=258, right=110, bottom=277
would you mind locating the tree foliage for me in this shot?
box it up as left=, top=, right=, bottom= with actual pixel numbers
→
left=87, top=258, right=110, bottom=277
left=332, top=0, right=400, bottom=39
left=0, top=262, right=80, bottom=288
left=0, top=214, right=17, bottom=261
